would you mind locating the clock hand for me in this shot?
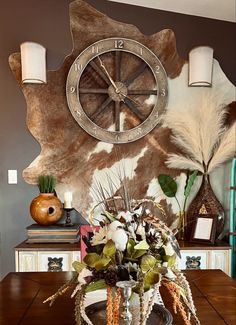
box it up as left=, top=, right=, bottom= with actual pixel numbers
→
left=97, top=56, right=120, bottom=93
left=118, top=91, right=140, bottom=106
left=98, top=57, right=139, bottom=105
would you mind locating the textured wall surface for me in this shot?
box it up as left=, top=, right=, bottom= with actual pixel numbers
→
left=0, top=0, right=235, bottom=279
left=9, top=1, right=184, bottom=222
left=9, top=0, right=235, bottom=221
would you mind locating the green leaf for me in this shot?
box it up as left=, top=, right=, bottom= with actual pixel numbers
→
left=103, top=211, right=116, bottom=222
left=132, top=249, right=147, bottom=259
left=153, top=266, right=168, bottom=275
left=126, top=239, right=135, bottom=257
left=184, top=170, right=198, bottom=198
left=93, top=257, right=111, bottom=270
left=72, top=261, right=86, bottom=273
left=94, top=244, right=105, bottom=255
left=141, top=255, right=157, bottom=273
left=134, top=240, right=149, bottom=250
left=85, top=279, right=107, bottom=293
left=38, top=174, right=56, bottom=193
left=163, top=254, right=176, bottom=267
left=144, top=271, right=160, bottom=290
left=103, top=240, right=116, bottom=257
left=157, top=174, right=177, bottom=197
left=83, top=253, right=100, bottom=267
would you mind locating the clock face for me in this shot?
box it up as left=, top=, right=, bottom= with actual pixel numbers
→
left=66, top=37, right=168, bottom=143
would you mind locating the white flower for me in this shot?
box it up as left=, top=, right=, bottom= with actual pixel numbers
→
left=136, top=224, right=146, bottom=240
left=117, top=211, right=133, bottom=222
left=162, top=262, right=168, bottom=268
left=107, top=220, right=123, bottom=240
left=91, top=226, right=108, bottom=246
left=127, top=224, right=137, bottom=240
left=109, top=220, right=123, bottom=231
left=111, top=228, right=128, bottom=251
left=163, top=242, right=175, bottom=256
left=77, top=268, right=93, bottom=284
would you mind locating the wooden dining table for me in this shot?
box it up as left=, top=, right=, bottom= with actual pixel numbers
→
left=0, top=269, right=235, bottom=325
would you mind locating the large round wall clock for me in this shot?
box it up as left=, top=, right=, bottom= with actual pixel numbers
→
left=66, top=37, right=168, bottom=143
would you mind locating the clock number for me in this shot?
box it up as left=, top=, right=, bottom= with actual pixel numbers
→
left=140, top=47, right=143, bottom=56
left=137, top=127, right=142, bottom=135
left=75, top=110, right=81, bottom=117
left=92, top=46, right=99, bottom=54
left=70, top=86, right=75, bottom=93
left=114, top=40, right=124, bottom=49
left=74, top=63, right=83, bottom=72
left=160, top=88, right=166, bottom=97
left=155, top=65, right=160, bottom=74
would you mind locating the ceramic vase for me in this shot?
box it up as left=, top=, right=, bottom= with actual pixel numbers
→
left=186, top=174, right=225, bottom=240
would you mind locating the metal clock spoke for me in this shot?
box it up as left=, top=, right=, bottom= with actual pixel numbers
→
left=123, top=97, right=145, bottom=122
left=124, top=62, right=147, bottom=86
left=115, top=101, right=121, bottom=131
left=127, top=89, right=157, bottom=95
left=79, top=88, right=108, bottom=94
left=115, top=51, right=122, bottom=81
left=91, top=97, right=113, bottom=119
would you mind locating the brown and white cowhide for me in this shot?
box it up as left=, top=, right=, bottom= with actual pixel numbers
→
left=8, top=0, right=235, bottom=226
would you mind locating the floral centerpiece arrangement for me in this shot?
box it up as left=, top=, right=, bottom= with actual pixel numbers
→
left=44, top=195, right=200, bottom=325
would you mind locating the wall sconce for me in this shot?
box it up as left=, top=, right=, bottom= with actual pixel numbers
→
left=20, top=42, right=46, bottom=84
left=188, top=46, right=214, bottom=87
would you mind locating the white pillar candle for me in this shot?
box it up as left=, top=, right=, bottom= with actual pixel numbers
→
left=64, top=191, right=73, bottom=208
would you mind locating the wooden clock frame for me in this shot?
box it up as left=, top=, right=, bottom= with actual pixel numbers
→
left=66, top=37, right=168, bottom=143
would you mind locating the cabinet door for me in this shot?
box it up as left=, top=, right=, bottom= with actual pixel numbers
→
left=38, top=251, right=72, bottom=271
left=210, top=250, right=230, bottom=275
left=178, top=250, right=209, bottom=270
left=72, top=251, right=81, bottom=263
left=19, top=252, right=37, bottom=272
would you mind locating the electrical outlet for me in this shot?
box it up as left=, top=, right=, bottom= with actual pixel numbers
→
left=8, top=170, right=17, bottom=184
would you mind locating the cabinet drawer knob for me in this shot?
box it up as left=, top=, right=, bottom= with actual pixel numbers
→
left=186, top=256, right=201, bottom=269
left=48, top=257, right=63, bottom=271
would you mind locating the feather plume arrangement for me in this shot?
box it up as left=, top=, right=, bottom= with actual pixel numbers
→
left=162, top=95, right=236, bottom=174
left=208, top=123, right=236, bottom=173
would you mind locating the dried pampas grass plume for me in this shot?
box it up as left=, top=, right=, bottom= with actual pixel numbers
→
left=198, top=96, right=228, bottom=165
left=208, top=123, right=236, bottom=173
left=166, top=154, right=204, bottom=173
left=163, top=94, right=235, bottom=174
left=162, top=110, right=203, bottom=163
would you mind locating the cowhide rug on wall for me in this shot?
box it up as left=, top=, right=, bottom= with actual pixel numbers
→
left=9, top=0, right=235, bottom=226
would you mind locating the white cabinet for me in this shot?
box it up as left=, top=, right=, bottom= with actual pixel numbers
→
left=178, top=246, right=231, bottom=276
left=15, top=241, right=81, bottom=272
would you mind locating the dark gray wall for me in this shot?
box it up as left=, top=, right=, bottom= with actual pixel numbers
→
left=0, top=0, right=72, bottom=279
left=0, top=0, right=235, bottom=279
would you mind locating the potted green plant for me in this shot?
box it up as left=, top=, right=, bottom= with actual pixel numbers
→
left=30, top=175, right=63, bottom=226
left=158, top=170, right=198, bottom=240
